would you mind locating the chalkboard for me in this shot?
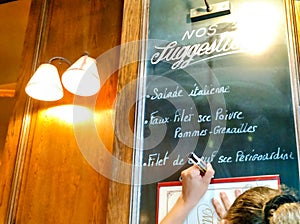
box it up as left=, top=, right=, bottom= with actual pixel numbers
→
left=131, top=0, right=300, bottom=223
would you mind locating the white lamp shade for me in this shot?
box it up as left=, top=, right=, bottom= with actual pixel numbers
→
left=61, top=56, right=100, bottom=96
left=25, top=64, right=63, bottom=101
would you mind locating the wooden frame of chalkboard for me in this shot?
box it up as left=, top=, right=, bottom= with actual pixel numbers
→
left=130, top=0, right=300, bottom=223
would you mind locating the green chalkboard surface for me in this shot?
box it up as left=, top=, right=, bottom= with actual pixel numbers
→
left=131, top=0, right=300, bottom=223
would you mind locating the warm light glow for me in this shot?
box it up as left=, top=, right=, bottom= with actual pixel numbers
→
left=44, top=105, right=93, bottom=124
left=25, top=64, right=63, bottom=101
left=62, top=56, right=100, bottom=96
left=232, top=2, right=281, bottom=54
left=93, top=109, right=115, bottom=127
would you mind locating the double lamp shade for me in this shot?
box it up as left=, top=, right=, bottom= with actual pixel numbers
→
left=25, top=55, right=100, bottom=101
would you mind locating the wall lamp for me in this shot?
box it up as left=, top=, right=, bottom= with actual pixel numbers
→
left=25, top=55, right=100, bottom=101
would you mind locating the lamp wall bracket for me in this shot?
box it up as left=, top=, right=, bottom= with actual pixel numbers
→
left=190, top=1, right=231, bottom=22
left=48, top=56, right=72, bottom=65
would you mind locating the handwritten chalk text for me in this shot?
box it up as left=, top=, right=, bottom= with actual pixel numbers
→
left=189, top=83, right=230, bottom=97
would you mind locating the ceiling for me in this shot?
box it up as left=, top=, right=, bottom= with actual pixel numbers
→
left=0, top=0, right=31, bottom=94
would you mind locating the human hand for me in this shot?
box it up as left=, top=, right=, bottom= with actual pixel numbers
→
left=212, top=189, right=242, bottom=219
left=180, top=163, right=215, bottom=209
left=160, top=164, right=215, bottom=224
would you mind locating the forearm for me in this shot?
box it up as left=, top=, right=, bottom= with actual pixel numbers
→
left=160, top=196, right=194, bottom=224
left=160, top=163, right=214, bottom=224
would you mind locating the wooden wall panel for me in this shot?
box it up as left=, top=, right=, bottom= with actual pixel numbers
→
left=296, top=2, right=300, bottom=40
left=0, top=0, right=123, bottom=223
left=295, top=1, right=300, bottom=65
left=0, top=0, right=45, bottom=222
left=105, top=0, right=142, bottom=222
left=17, top=109, right=114, bottom=223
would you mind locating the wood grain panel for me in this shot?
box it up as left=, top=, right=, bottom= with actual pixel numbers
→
left=105, top=0, right=142, bottom=222
left=15, top=0, right=123, bottom=222
left=296, top=2, right=300, bottom=40
left=0, top=0, right=123, bottom=223
left=17, top=109, right=113, bottom=223
left=295, top=1, right=300, bottom=67
left=0, top=83, right=16, bottom=97
left=0, top=0, right=44, bottom=222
